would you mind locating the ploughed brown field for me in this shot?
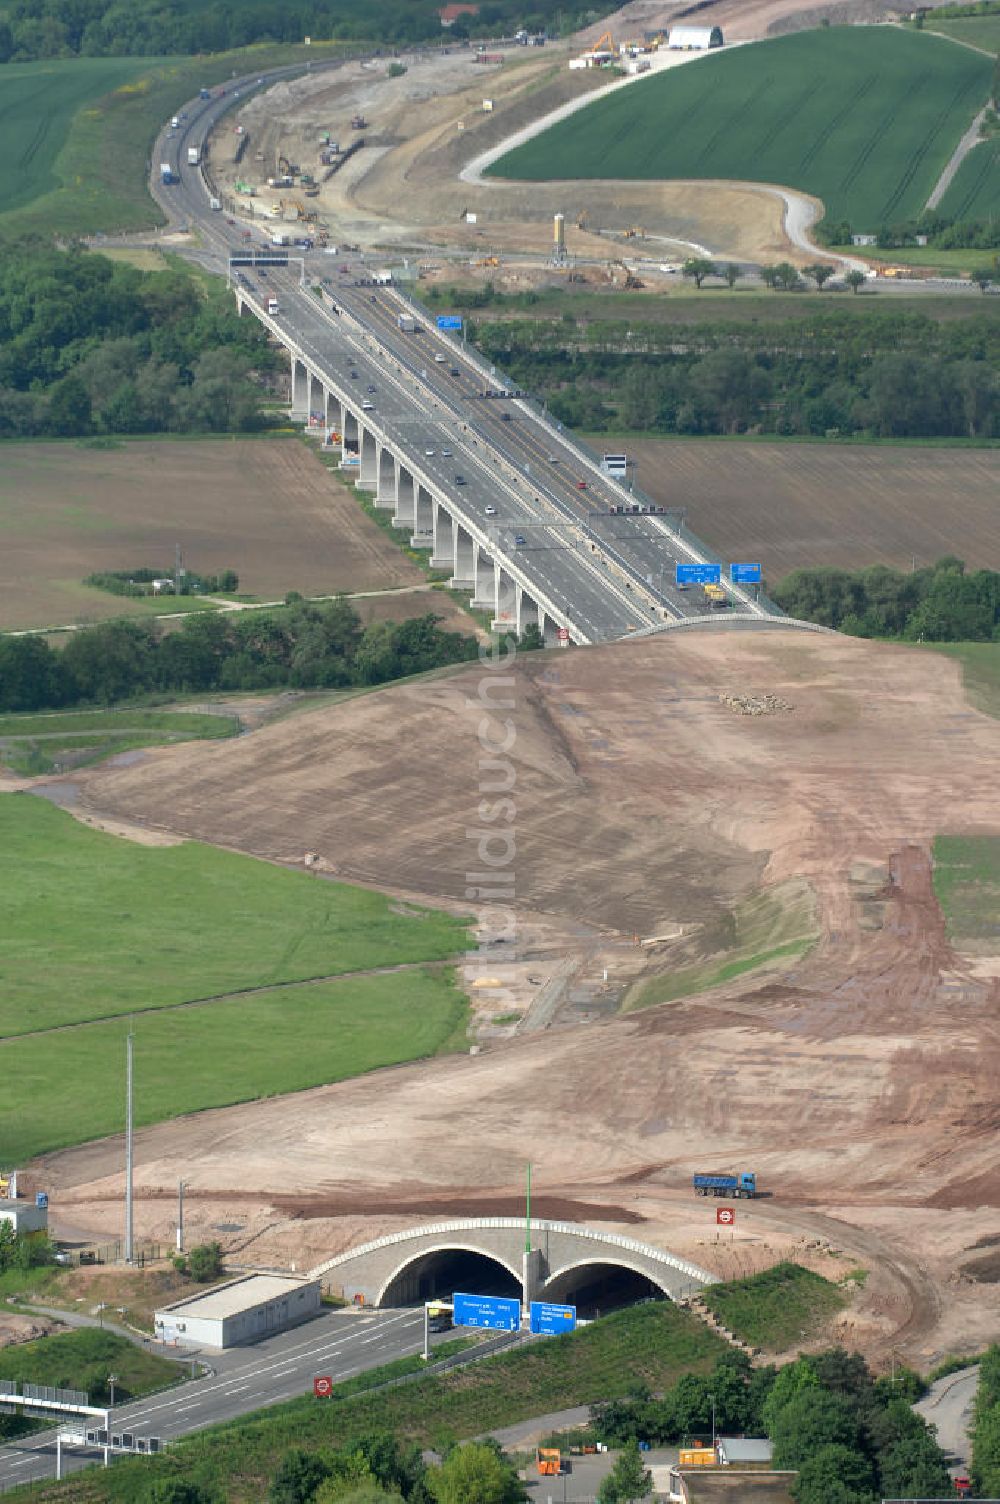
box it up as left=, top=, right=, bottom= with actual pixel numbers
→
left=0, top=438, right=438, bottom=631
left=31, top=629, right=1000, bottom=1367
left=619, top=439, right=1000, bottom=580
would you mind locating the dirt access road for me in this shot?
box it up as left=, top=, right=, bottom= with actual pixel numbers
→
left=30, top=629, right=1000, bottom=1367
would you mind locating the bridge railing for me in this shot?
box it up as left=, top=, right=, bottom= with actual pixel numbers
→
left=384, top=284, right=784, bottom=618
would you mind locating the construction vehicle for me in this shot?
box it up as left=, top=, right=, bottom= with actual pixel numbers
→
left=350, top=114, right=366, bottom=130
left=575, top=210, right=588, bottom=229
left=623, top=226, right=645, bottom=239
left=693, top=1171, right=757, bottom=1197
left=591, top=30, right=615, bottom=53
left=475, top=255, right=500, bottom=267
left=536, top=1449, right=561, bottom=1477
left=702, top=582, right=729, bottom=609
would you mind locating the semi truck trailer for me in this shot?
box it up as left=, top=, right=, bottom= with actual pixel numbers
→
left=693, top=1171, right=758, bottom=1198
left=187, top=145, right=201, bottom=166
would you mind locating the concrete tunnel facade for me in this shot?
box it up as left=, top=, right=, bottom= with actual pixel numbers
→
left=309, top=1219, right=714, bottom=1311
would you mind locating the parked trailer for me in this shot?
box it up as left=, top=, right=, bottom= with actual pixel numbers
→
left=187, top=145, right=201, bottom=166
left=397, top=313, right=419, bottom=332
left=693, top=1172, right=758, bottom=1198
left=160, top=163, right=174, bottom=184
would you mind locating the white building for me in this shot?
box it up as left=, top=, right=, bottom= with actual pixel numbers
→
left=0, top=1198, right=48, bottom=1235
left=668, top=24, right=724, bottom=49
left=155, top=1274, right=322, bottom=1350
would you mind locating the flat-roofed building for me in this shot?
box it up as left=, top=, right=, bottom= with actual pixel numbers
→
left=155, top=1274, right=322, bottom=1350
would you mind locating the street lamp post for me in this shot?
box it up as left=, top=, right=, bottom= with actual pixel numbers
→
left=710, top=1392, right=716, bottom=1455
left=108, top=1374, right=118, bottom=1410
left=177, top=1179, right=186, bottom=1255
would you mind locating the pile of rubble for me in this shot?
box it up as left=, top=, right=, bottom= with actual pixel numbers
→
left=719, top=691, right=794, bottom=716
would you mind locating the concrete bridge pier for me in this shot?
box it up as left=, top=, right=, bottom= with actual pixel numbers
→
left=412, top=485, right=433, bottom=549
left=451, top=524, right=475, bottom=590
left=324, top=388, right=341, bottom=437
left=473, top=544, right=497, bottom=613
left=432, top=501, right=455, bottom=570
left=494, top=564, right=517, bottom=633
left=358, top=428, right=378, bottom=491
left=374, top=444, right=396, bottom=510
left=290, top=356, right=310, bottom=423
left=308, top=371, right=325, bottom=426
left=394, top=466, right=415, bottom=531
left=341, top=409, right=359, bottom=471
left=515, top=585, right=539, bottom=639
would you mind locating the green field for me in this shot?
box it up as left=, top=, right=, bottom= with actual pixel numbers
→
left=0, top=1328, right=179, bottom=1417
left=0, top=42, right=348, bottom=241
left=490, top=27, right=994, bottom=230
left=939, top=136, right=1000, bottom=221
left=0, top=59, right=151, bottom=216
left=701, top=1261, right=848, bottom=1351
left=3, top=966, right=467, bottom=1162
left=0, top=708, right=238, bottom=776
left=932, top=832, right=1000, bottom=947
left=0, top=795, right=470, bottom=1160
left=925, top=643, right=1000, bottom=718
left=930, top=14, right=1000, bottom=53
left=20, top=1303, right=727, bottom=1502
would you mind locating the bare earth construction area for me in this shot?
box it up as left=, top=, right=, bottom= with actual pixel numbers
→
left=29, top=629, right=1000, bottom=1366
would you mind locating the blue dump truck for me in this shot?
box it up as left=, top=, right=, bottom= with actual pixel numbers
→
left=693, top=1171, right=759, bottom=1199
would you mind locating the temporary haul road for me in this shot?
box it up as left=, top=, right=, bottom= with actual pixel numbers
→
left=0, top=1309, right=456, bottom=1490
left=154, top=69, right=779, bottom=643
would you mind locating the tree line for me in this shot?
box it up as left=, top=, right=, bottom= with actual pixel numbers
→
left=593, top=1346, right=951, bottom=1504
left=973, top=1345, right=1000, bottom=1494
left=773, top=558, right=1000, bottom=641
left=0, top=599, right=490, bottom=713
left=472, top=308, right=1000, bottom=440
left=0, top=246, right=276, bottom=438
left=0, top=0, right=602, bottom=61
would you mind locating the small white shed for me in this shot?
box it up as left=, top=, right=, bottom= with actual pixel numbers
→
left=668, top=24, right=724, bottom=48
left=155, top=1273, right=322, bottom=1350
left=0, top=1199, right=48, bottom=1236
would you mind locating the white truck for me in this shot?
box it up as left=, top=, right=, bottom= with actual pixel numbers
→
left=209, top=196, right=221, bottom=211
left=187, top=145, right=201, bottom=166
left=267, top=297, right=279, bottom=315
left=271, top=231, right=291, bottom=246
left=397, top=313, right=418, bottom=332
left=159, top=162, right=174, bottom=185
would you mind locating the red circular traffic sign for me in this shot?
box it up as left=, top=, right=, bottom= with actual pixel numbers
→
left=313, top=1375, right=333, bottom=1398
left=716, top=1207, right=735, bottom=1226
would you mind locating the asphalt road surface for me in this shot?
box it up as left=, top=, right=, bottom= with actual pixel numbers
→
left=914, top=1362, right=979, bottom=1477
left=0, top=1308, right=435, bottom=1491
left=153, top=73, right=773, bottom=641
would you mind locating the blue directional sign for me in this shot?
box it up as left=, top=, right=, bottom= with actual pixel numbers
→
left=436, top=315, right=463, bottom=331
left=529, top=1301, right=577, bottom=1335
left=452, top=1292, right=521, bottom=1331
left=730, top=562, right=762, bottom=584
left=676, top=563, right=721, bottom=586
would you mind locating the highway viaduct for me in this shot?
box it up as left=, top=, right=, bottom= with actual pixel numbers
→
left=310, top=1219, right=715, bottom=1311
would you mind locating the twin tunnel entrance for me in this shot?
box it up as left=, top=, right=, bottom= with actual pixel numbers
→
left=380, top=1247, right=665, bottom=1318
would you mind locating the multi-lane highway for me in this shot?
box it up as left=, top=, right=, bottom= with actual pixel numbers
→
left=0, top=1308, right=456, bottom=1491
left=154, top=72, right=778, bottom=641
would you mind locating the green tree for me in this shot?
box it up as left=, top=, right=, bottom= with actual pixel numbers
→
left=724, top=262, right=740, bottom=288
left=142, top=1481, right=220, bottom=1504
left=269, top=1448, right=331, bottom=1504
left=793, top=1443, right=875, bottom=1504
left=178, top=1242, right=224, bottom=1282
left=845, top=269, right=866, bottom=294
left=427, top=1442, right=525, bottom=1504
left=519, top=623, right=544, bottom=650
left=878, top=1432, right=952, bottom=1499
left=597, top=1443, right=652, bottom=1503
left=972, top=268, right=994, bottom=293
left=681, top=257, right=716, bottom=289
left=47, top=372, right=92, bottom=435
left=804, top=262, right=835, bottom=290
left=770, top=1389, right=862, bottom=1470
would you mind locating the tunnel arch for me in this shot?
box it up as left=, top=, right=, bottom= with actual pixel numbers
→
left=542, top=1259, right=669, bottom=1317
left=377, top=1243, right=522, bottom=1307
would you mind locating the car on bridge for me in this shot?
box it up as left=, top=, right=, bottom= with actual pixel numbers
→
left=485, top=505, right=496, bottom=514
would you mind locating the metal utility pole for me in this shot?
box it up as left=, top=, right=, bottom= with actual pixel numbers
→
left=525, top=1162, right=532, bottom=1253
left=125, top=1029, right=134, bottom=1265
left=177, top=1180, right=186, bottom=1255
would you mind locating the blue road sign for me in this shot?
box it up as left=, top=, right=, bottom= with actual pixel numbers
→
left=453, top=1292, right=521, bottom=1331
left=436, top=315, right=463, bottom=330
left=730, top=562, right=762, bottom=584
left=529, top=1301, right=577, bottom=1335
left=676, top=563, right=721, bottom=586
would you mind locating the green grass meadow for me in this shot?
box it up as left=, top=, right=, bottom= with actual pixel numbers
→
left=929, top=14, right=1000, bottom=54
left=2, top=966, right=468, bottom=1163
left=701, top=1261, right=847, bottom=1351
left=0, top=794, right=470, bottom=1161
left=932, top=832, right=1000, bottom=947
left=0, top=707, right=238, bottom=776
left=925, top=642, right=1000, bottom=719
left=490, top=27, right=993, bottom=230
